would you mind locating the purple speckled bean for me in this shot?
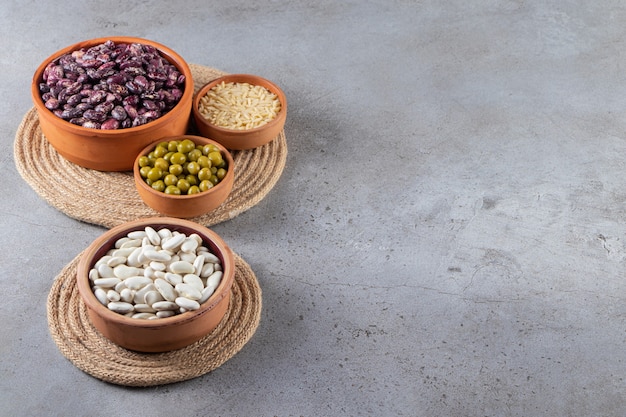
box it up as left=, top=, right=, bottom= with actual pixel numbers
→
left=38, top=40, right=185, bottom=130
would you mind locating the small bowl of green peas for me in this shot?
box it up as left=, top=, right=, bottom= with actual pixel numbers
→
left=133, top=135, right=234, bottom=218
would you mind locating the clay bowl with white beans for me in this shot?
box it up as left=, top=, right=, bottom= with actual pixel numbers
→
left=31, top=36, right=194, bottom=171
left=76, top=217, right=235, bottom=352
left=192, top=74, right=287, bottom=150
left=133, top=135, right=234, bottom=218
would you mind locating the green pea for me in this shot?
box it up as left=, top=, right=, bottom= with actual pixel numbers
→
left=199, top=180, right=214, bottom=191
left=198, top=167, right=212, bottom=181
left=163, top=151, right=174, bottom=162
left=164, top=174, right=178, bottom=186
left=208, top=151, right=223, bottom=167
left=169, top=164, right=183, bottom=176
left=138, top=156, right=150, bottom=167
left=154, top=157, right=169, bottom=172
left=164, top=185, right=181, bottom=195
left=147, top=167, right=162, bottom=182
left=151, top=180, right=165, bottom=192
left=197, top=155, right=211, bottom=168
left=139, top=166, right=151, bottom=178
left=153, top=145, right=168, bottom=158
left=177, top=139, right=195, bottom=154
left=186, top=175, right=198, bottom=186
left=186, top=161, right=201, bottom=175
left=170, top=152, right=186, bottom=165
left=188, top=148, right=202, bottom=162
left=167, top=141, right=179, bottom=152
left=177, top=179, right=191, bottom=193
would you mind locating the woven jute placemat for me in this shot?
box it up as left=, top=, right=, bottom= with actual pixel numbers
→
left=14, top=63, right=287, bottom=229
left=47, top=251, right=262, bottom=387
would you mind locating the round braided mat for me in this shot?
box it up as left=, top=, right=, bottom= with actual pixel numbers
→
left=14, top=64, right=287, bottom=229
left=47, top=251, right=262, bottom=387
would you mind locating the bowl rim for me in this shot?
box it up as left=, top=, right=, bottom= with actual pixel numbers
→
left=31, top=36, right=194, bottom=136
left=132, top=134, right=235, bottom=200
left=76, top=217, right=235, bottom=329
left=192, top=73, right=287, bottom=135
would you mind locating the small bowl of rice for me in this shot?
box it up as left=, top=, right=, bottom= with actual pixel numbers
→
left=192, top=74, right=287, bottom=150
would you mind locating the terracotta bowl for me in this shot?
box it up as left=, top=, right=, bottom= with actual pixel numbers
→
left=31, top=36, right=194, bottom=171
left=133, top=135, right=234, bottom=218
left=192, top=74, right=287, bottom=150
left=76, top=217, right=235, bottom=352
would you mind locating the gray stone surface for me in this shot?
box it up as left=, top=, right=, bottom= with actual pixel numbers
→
left=2, top=1, right=626, bottom=415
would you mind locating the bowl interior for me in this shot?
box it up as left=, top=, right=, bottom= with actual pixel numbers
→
left=80, top=219, right=233, bottom=328
left=133, top=135, right=235, bottom=200
left=193, top=73, right=287, bottom=134
left=32, top=36, right=194, bottom=136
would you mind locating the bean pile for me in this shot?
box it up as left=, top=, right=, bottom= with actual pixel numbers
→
left=89, top=226, right=223, bottom=319
left=39, top=40, right=186, bottom=130
left=138, top=138, right=228, bottom=195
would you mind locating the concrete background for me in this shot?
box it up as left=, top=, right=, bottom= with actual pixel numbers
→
left=2, top=1, right=626, bottom=415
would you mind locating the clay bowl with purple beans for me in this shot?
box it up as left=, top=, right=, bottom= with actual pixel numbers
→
left=31, top=37, right=194, bottom=171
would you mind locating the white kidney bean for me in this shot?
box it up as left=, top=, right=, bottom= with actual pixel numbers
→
left=193, top=255, right=205, bottom=276
left=120, top=288, right=134, bottom=303
left=134, top=303, right=156, bottom=313
left=206, top=271, right=223, bottom=289
left=89, top=227, right=224, bottom=320
left=150, top=261, right=166, bottom=271
left=114, top=237, right=131, bottom=249
left=145, top=290, right=164, bottom=306
left=199, top=286, right=215, bottom=304
left=154, top=278, right=177, bottom=302
left=183, top=274, right=204, bottom=292
left=89, top=268, right=99, bottom=282
left=111, top=247, right=136, bottom=258
left=108, top=301, right=134, bottom=314
left=107, top=256, right=127, bottom=267
left=200, top=262, right=214, bottom=278
left=143, top=266, right=155, bottom=278
left=126, top=247, right=143, bottom=267
left=113, top=264, right=143, bottom=279
left=181, top=238, right=199, bottom=253
left=107, top=290, right=121, bottom=302
left=94, top=288, right=109, bottom=305
left=127, top=230, right=147, bottom=240
left=145, top=226, right=161, bottom=246
left=164, top=272, right=183, bottom=286
left=124, top=276, right=154, bottom=291
left=93, top=277, right=121, bottom=288
left=152, top=301, right=179, bottom=311
left=97, top=263, right=115, bottom=278
left=169, top=260, right=195, bottom=274
left=157, top=228, right=172, bottom=239
left=162, top=233, right=185, bottom=251
left=175, top=283, right=202, bottom=301
left=175, top=297, right=200, bottom=311
left=143, top=248, right=171, bottom=262
left=132, top=312, right=157, bottom=320
left=120, top=238, right=142, bottom=249
left=134, top=283, right=156, bottom=304
left=203, top=252, right=220, bottom=263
